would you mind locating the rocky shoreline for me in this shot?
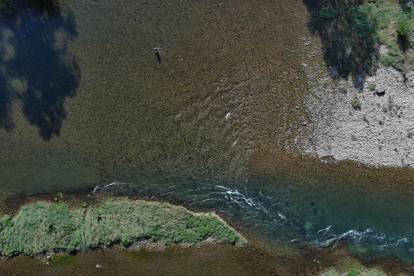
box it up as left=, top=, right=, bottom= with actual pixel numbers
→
left=299, top=42, right=414, bottom=169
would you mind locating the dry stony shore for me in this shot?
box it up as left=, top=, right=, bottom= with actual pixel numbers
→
left=301, top=51, right=414, bottom=168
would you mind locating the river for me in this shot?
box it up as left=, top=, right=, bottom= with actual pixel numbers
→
left=0, top=0, right=414, bottom=272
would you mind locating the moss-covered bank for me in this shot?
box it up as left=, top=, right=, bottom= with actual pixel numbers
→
left=0, top=198, right=245, bottom=257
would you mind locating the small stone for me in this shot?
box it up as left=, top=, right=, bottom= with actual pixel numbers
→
left=232, top=140, right=238, bottom=147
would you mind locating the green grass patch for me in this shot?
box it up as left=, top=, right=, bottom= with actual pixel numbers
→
left=351, top=97, right=362, bottom=110
left=0, top=199, right=243, bottom=257
left=348, top=268, right=360, bottom=276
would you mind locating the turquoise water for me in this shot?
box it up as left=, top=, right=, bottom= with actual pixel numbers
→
left=88, top=163, right=414, bottom=263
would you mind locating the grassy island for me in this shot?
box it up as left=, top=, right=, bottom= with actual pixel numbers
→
left=0, top=198, right=245, bottom=257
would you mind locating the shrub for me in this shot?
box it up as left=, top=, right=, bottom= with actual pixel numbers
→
left=397, top=17, right=413, bottom=40
left=368, top=83, right=376, bottom=91
left=319, top=6, right=337, bottom=21
left=348, top=268, right=360, bottom=276
left=351, top=97, right=362, bottom=110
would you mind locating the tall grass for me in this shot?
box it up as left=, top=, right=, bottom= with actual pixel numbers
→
left=0, top=199, right=242, bottom=257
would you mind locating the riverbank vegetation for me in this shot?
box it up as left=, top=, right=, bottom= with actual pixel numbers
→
left=0, top=198, right=243, bottom=257
left=304, top=0, right=414, bottom=86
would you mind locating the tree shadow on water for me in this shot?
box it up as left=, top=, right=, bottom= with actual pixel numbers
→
left=0, top=0, right=80, bottom=140
left=303, top=0, right=379, bottom=89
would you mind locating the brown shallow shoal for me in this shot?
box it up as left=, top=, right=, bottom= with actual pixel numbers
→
left=0, top=243, right=413, bottom=276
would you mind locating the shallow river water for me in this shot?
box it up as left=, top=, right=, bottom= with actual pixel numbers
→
left=0, top=0, right=414, bottom=272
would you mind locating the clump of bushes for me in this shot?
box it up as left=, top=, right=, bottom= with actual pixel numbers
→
left=0, top=199, right=243, bottom=257
left=319, top=6, right=337, bottom=21
left=397, top=16, right=413, bottom=48
left=397, top=18, right=413, bottom=38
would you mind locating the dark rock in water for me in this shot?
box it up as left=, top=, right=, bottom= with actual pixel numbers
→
left=154, top=48, right=161, bottom=63
left=375, top=90, right=386, bottom=96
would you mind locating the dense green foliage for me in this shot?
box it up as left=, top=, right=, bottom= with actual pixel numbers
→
left=305, top=0, right=414, bottom=80
left=358, top=0, right=413, bottom=70
left=0, top=199, right=241, bottom=257
left=304, top=0, right=380, bottom=84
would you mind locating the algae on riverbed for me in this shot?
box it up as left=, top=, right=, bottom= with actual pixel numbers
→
left=0, top=199, right=243, bottom=257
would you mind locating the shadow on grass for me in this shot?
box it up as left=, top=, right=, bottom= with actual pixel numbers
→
left=0, top=0, right=80, bottom=140
left=397, top=1, right=413, bottom=52
left=303, top=0, right=379, bottom=89
left=399, top=0, right=414, bottom=11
